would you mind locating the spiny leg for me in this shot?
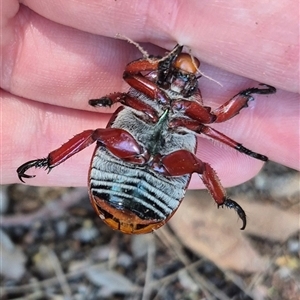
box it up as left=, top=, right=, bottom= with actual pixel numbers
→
left=200, top=124, right=268, bottom=161
left=89, top=92, right=159, bottom=122
left=89, top=60, right=173, bottom=116
left=212, top=84, right=276, bottom=123
left=121, top=44, right=184, bottom=104
left=17, top=129, right=95, bottom=182
left=17, top=158, right=50, bottom=182
left=199, top=162, right=246, bottom=230
left=169, top=118, right=268, bottom=161
left=88, top=46, right=171, bottom=109
left=151, top=150, right=246, bottom=229
left=17, top=128, right=147, bottom=183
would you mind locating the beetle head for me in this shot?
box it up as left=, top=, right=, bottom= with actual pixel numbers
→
left=157, top=46, right=200, bottom=98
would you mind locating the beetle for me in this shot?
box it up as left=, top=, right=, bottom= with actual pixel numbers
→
left=17, top=44, right=276, bottom=234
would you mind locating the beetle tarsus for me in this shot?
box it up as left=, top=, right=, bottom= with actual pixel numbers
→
left=240, top=84, right=276, bottom=97
left=236, top=144, right=268, bottom=161
left=89, top=97, right=112, bottom=107
left=17, top=158, right=49, bottom=183
left=220, top=198, right=247, bottom=230
left=256, top=84, right=277, bottom=94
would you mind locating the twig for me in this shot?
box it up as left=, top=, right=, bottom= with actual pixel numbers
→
left=155, top=226, right=232, bottom=300
left=0, top=188, right=88, bottom=227
left=141, top=235, right=156, bottom=300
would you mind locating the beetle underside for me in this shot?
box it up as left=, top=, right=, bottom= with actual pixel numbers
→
left=17, top=44, right=276, bottom=234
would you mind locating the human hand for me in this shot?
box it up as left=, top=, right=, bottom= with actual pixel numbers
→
left=2, top=1, right=299, bottom=187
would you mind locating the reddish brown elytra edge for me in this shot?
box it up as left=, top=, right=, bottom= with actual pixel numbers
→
left=17, top=44, right=276, bottom=234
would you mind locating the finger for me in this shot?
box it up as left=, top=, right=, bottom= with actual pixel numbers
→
left=199, top=77, right=300, bottom=171
left=2, top=6, right=163, bottom=110
left=1, top=0, right=19, bottom=46
left=3, top=87, right=299, bottom=187
left=2, top=91, right=263, bottom=187
left=2, top=90, right=109, bottom=185
left=3, top=4, right=298, bottom=109
left=21, top=0, right=298, bottom=92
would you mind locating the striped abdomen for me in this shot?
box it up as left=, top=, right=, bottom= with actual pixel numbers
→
left=89, top=148, right=191, bottom=234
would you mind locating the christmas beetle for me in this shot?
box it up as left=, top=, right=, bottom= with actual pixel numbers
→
left=17, top=44, right=276, bottom=234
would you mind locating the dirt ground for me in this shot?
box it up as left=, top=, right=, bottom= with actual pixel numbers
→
left=1, top=161, right=299, bottom=300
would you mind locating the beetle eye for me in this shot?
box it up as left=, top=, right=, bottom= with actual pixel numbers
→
left=174, top=54, right=200, bottom=74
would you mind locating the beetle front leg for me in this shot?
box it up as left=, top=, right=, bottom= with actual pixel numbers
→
left=123, top=44, right=182, bottom=77
left=172, top=99, right=216, bottom=123
left=91, top=45, right=183, bottom=110
left=123, top=73, right=170, bottom=105
left=123, top=44, right=184, bottom=99
left=119, top=53, right=168, bottom=102
left=212, top=84, right=276, bottom=123
left=89, top=92, right=159, bottom=123
left=151, top=150, right=246, bottom=229
left=17, top=128, right=148, bottom=183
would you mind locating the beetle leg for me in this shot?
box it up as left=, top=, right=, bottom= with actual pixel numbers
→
left=123, top=44, right=190, bottom=98
left=124, top=58, right=159, bottom=74
left=123, top=47, right=184, bottom=105
left=172, top=99, right=216, bottom=123
left=151, top=150, right=246, bottom=230
left=89, top=92, right=159, bottom=123
left=123, top=73, right=170, bottom=105
left=17, top=129, right=95, bottom=182
left=90, top=45, right=183, bottom=110
left=17, top=158, right=50, bottom=182
left=91, top=128, right=148, bottom=164
left=200, top=125, right=268, bottom=161
left=170, top=118, right=268, bottom=161
left=17, top=128, right=148, bottom=182
left=212, top=84, right=276, bottom=123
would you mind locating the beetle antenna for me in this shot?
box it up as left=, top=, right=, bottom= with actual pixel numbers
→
left=186, top=48, right=223, bottom=87
left=116, top=34, right=150, bottom=59
left=117, top=35, right=222, bottom=86
left=155, top=44, right=183, bottom=63
left=196, top=69, right=223, bottom=87
left=116, top=35, right=184, bottom=65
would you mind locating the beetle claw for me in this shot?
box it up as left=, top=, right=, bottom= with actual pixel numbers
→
left=17, top=158, right=48, bottom=183
left=257, top=83, right=277, bottom=94
left=18, top=173, right=36, bottom=183
left=240, top=84, right=276, bottom=97
left=219, top=198, right=247, bottom=230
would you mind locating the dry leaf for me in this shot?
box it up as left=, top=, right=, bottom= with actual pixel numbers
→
left=0, top=229, right=26, bottom=280
left=169, top=190, right=267, bottom=272
left=169, top=189, right=299, bottom=272
left=235, top=197, right=299, bottom=241
left=85, top=267, right=137, bottom=295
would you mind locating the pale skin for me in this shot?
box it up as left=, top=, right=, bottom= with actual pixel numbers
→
left=1, top=0, right=299, bottom=187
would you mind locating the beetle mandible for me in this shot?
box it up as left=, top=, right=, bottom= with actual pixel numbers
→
left=17, top=44, right=276, bottom=234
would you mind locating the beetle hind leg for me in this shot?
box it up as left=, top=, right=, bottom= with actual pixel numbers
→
left=220, top=199, right=246, bottom=230
left=200, top=161, right=247, bottom=230
left=155, top=150, right=247, bottom=229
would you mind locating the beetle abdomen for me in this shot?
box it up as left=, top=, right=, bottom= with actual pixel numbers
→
left=89, top=148, right=190, bottom=234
